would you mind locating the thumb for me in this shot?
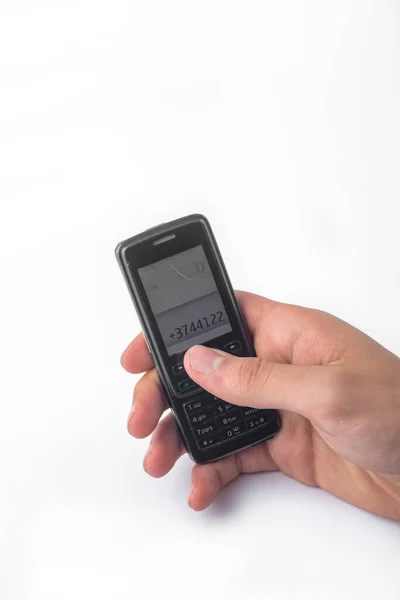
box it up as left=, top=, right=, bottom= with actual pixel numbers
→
left=184, top=345, right=331, bottom=417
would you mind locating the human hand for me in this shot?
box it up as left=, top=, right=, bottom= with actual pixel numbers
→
left=121, top=291, right=400, bottom=520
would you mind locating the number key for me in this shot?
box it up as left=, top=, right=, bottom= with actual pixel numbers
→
left=216, top=408, right=242, bottom=428
left=213, top=401, right=234, bottom=416
left=245, top=414, right=270, bottom=430
left=194, top=420, right=218, bottom=438
left=243, top=407, right=259, bottom=418
left=221, top=421, right=247, bottom=440
left=184, top=395, right=215, bottom=412
left=187, top=406, right=214, bottom=427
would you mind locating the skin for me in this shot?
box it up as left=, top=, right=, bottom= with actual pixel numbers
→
left=121, top=291, right=400, bottom=520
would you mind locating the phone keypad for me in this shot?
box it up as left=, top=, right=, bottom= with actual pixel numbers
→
left=183, top=394, right=273, bottom=451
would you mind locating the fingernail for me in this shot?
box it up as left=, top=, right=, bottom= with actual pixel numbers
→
left=188, top=346, right=225, bottom=376
left=120, top=349, right=128, bottom=365
left=143, top=444, right=152, bottom=474
left=144, top=443, right=152, bottom=465
left=188, top=484, right=196, bottom=504
left=127, top=404, right=136, bottom=425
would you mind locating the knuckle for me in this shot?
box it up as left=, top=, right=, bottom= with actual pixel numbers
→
left=231, top=358, right=271, bottom=395
left=317, top=367, right=354, bottom=421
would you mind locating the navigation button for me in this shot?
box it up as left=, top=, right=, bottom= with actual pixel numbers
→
left=224, top=340, right=242, bottom=353
left=178, top=379, right=196, bottom=392
left=172, top=363, right=185, bottom=376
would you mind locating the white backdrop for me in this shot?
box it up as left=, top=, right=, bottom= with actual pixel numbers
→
left=1, top=1, right=399, bottom=599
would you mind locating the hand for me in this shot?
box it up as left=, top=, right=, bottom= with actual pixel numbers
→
left=121, top=291, right=400, bottom=520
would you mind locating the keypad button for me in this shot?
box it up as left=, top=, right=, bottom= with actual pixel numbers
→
left=184, top=396, right=214, bottom=412
left=178, top=379, right=196, bottom=392
left=221, top=421, right=247, bottom=440
left=243, top=407, right=259, bottom=418
left=213, top=401, right=234, bottom=416
left=216, top=408, right=242, bottom=429
left=187, top=406, right=215, bottom=427
left=245, top=414, right=270, bottom=430
left=197, top=433, right=222, bottom=450
left=172, top=363, right=185, bottom=375
left=224, top=340, right=242, bottom=353
left=193, top=420, right=218, bottom=438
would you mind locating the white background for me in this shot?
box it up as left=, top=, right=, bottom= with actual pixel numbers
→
left=1, top=1, right=399, bottom=599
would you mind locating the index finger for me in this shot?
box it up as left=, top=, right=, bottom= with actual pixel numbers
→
left=121, top=333, right=153, bottom=374
left=235, top=290, right=277, bottom=336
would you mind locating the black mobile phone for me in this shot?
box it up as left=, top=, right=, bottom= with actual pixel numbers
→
left=115, top=214, right=280, bottom=464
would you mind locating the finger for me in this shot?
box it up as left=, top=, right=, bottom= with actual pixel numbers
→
left=143, top=413, right=186, bottom=478
left=235, top=290, right=277, bottom=337
left=184, top=345, right=332, bottom=416
left=128, top=369, right=168, bottom=439
left=188, top=442, right=277, bottom=511
left=121, top=333, right=153, bottom=374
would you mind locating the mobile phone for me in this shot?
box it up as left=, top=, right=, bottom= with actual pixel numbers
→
left=115, top=214, right=280, bottom=463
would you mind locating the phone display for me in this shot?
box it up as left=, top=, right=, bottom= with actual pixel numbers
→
left=138, top=245, right=232, bottom=355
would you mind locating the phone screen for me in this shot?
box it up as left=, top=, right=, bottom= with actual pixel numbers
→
left=138, top=245, right=233, bottom=355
